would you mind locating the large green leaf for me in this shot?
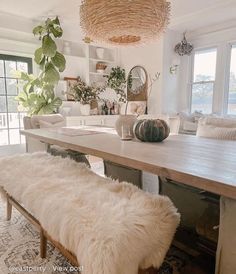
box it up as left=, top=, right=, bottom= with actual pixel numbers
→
left=50, top=26, right=63, bottom=38
left=33, top=25, right=44, bottom=36
left=52, top=51, right=66, bottom=72
left=39, top=56, right=46, bottom=70
left=37, top=96, right=62, bottom=115
left=44, top=63, right=60, bottom=84
left=53, top=16, right=60, bottom=25
left=43, top=84, right=55, bottom=94
left=23, top=82, right=32, bottom=94
left=34, top=47, right=43, bottom=64
left=45, top=18, right=53, bottom=28
left=19, top=73, right=29, bottom=81
left=31, top=78, right=41, bottom=87
left=42, top=36, right=57, bottom=57
left=16, top=89, right=28, bottom=103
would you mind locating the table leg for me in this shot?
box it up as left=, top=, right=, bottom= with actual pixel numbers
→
left=6, top=197, right=12, bottom=221
left=215, top=197, right=236, bottom=274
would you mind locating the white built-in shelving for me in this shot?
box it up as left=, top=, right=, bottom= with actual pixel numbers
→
left=87, top=44, right=117, bottom=86
left=58, top=40, right=117, bottom=86
left=56, top=41, right=118, bottom=104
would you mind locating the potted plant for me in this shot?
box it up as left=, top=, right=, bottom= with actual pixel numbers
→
left=104, top=66, right=137, bottom=139
left=16, top=17, right=66, bottom=116
left=69, top=79, right=103, bottom=115
left=104, top=66, right=127, bottom=103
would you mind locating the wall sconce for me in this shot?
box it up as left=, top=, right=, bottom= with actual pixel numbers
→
left=169, top=58, right=180, bottom=75
left=170, top=65, right=179, bottom=74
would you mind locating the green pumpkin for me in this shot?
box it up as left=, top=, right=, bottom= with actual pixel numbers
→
left=133, top=119, right=170, bottom=142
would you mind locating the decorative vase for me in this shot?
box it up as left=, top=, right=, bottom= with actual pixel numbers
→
left=115, top=115, right=137, bottom=140
left=96, top=47, right=105, bottom=59
left=80, top=104, right=91, bottom=116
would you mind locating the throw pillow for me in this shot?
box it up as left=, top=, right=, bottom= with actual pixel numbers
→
left=39, top=120, right=66, bottom=129
left=197, top=124, right=236, bottom=140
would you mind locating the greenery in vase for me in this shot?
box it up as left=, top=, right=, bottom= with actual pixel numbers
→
left=69, top=79, right=103, bottom=105
left=16, top=17, right=66, bottom=116
left=104, top=67, right=127, bottom=103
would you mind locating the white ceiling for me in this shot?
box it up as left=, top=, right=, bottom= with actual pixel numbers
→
left=170, top=0, right=236, bottom=31
left=0, top=0, right=236, bottom=35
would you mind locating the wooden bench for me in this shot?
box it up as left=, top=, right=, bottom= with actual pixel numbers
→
left=0, top=153, right=180, bottom=274
left=3, top=190, right=159, bottom=274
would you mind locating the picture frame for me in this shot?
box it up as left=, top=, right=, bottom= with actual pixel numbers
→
left=64, top=77, right=79, bottom=101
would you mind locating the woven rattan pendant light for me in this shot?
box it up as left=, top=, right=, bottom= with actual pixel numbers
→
left=80, top=0, right=171, bottom=46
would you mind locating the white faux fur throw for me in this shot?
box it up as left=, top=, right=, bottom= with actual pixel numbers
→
left=0, top=153, right=180, bottom=274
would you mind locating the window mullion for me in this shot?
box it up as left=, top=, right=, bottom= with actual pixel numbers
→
left=3, top=60, right=10, bottom=145
left=224, top=44, right=233, bottom=115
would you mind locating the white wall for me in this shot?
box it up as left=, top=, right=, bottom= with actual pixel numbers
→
left=162, top=30, right=182, bottom=114
left=119, top=39, right=163, bottom=114
left=119, top=30, right=182, bottom=115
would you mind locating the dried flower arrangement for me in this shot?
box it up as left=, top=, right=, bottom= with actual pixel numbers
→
left=69, top=78, right=104, bottom=105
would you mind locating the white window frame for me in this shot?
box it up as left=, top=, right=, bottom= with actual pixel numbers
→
left=189, top=46, right=218, bottom=114
left=224, top=42, right=236, bottom=116
left=0, top=54, right=32, bottom=145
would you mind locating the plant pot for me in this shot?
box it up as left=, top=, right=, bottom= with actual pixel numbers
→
left=115, top=115, right=137, bottom=140
left=96, top=47, right=105, bottom=59
left=80, top=104, right=91, bottom=116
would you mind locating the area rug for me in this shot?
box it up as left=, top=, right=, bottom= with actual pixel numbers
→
left=0, top=197, right=192, bottom=274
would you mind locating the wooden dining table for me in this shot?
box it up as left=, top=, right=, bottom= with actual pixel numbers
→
left=21, top=127, right=236, bottom=274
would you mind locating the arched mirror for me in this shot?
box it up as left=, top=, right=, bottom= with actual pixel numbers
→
left=127, top=66, right=148, bottom=101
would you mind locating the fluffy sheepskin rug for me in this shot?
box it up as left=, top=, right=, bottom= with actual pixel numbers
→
left=0, top=152, right=180, bottom=274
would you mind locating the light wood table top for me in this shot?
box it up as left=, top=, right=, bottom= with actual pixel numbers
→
left=21, top=128, right=236, bottom=199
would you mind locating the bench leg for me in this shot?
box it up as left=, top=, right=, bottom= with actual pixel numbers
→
left=40, top=230, right=47, bottom=259
left=6, top=198, right=12, bottom=221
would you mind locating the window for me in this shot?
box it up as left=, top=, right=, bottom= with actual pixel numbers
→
left=227, top=45, right=236, bottom=115
left=0, top=54, right=32, bottom=145
left=190, top=48, right=217, bottom=113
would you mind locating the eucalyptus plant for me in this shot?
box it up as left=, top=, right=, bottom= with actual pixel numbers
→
left=16, top=17, right=66, bottom=116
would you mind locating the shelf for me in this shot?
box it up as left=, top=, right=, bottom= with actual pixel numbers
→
left=89, top=58, right=115, bottom=64
left=89, top=72, right=109, bottom=76
left=65, top=54, right=86, bottom=59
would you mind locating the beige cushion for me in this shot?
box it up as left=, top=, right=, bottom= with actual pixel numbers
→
left=183, top=120, right=198, bottom=132
left=197, top=117, right=236, bottom=140
left=199, top=117, right=236, bottom=128
left=31, top=114, right=65, bottom=129
left=197, top=124, right=236, bottom=140
left=39, top=120, right=66, bottom=129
